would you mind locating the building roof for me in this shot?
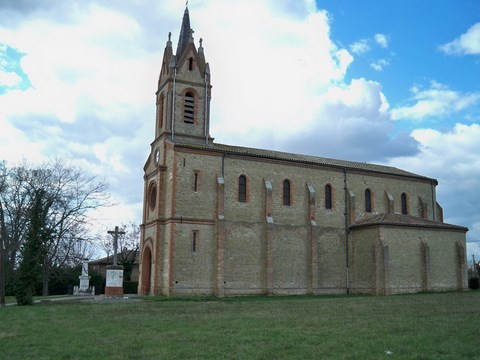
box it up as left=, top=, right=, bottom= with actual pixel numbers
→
left=174, top=141, right=438, bottom=183
left=351, top=213, right=468, bottom=231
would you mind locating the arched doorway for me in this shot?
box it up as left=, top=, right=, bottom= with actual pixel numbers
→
left=141, top=246, right=152, bottom=295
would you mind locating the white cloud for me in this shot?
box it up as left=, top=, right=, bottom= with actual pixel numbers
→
left=374, top=33, right=388, bottom=48
left=349, top=39, right=370, bottom=55
left=350, top=33, right=388, bottom=56
left=440, top=22, right=480, bottom=55
left=0, top=69, right=21, bottom=86
left=391, top=81, right=480, bottom=121
left=262, top=78, right=419, bottom=162
left=193, top=1, right=355, bottom=144
left=387, top=123, right=480, bottom=246
left=0, top=115, right=46, bottom=164
left=0, top=3, right=158, bottom=124
left=370, top=59, right=389, bottom=71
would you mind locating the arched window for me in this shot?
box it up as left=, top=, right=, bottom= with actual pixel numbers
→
left=149, top=183, right=157, bottom=211
left=365, top=189, right=372, bottom=213
left=283, top=179, right=291, bottom=206
left=238, top=175, right=247, bottom=203
left=401, top=193, right=408, bottom=215
left=325, top=184, right=332, bottom=210
left=184, top=91, right=195, bottom=123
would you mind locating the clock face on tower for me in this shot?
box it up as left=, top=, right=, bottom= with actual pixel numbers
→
left=154, top=148, right=160, bottom=165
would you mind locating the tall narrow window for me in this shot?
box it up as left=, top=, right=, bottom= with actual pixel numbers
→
left=192, top=231, right=198, bottom=253
left=325, top=184, right=332, bottom=210
left=283, top=179, right=291, bottom=206
left=188, top=57, right=194, bottom=71
left=401, top=193, right=408, bottom=215
left=184, top=91, right=195, bottom=123
left=194, top=172, right=199, bottom=192
left=238, top=175, right=247, bottom=203
left=158, top=94, right=164, bottom=128
left=365, top=189, right=372, bottom=213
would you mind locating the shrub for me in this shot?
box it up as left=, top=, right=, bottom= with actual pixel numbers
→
left=469, top=277, right=479, bottom=290
left=89, top=271, right=105, bottom=295
left=123, top=281, right=138, bottom=294
left=48, top=265, right=82, bottom=295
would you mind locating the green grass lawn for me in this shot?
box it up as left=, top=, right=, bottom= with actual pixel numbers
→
left=1, top=292, right=479, bottom=359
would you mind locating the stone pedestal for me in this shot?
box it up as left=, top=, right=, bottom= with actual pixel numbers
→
left=79, top=275, right=90, bottom=290
left=73, top=259, right=95, bottom=295
left=105, top=265, right=124, bottom=296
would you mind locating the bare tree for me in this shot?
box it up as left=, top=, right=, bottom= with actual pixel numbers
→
left=117, top=222, right=140, bottom=281
left=0, top=159, right=111, bottom=296
left=0, top=162, right=32, bottom=301
left=33, top=160, right=111, bottom=295
left=100, top=233, right=114, bottom=261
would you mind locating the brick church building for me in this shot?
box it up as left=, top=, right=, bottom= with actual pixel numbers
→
left=138, top=6, right=468, bottom=296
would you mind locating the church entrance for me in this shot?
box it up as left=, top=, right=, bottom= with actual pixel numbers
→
left=141, top=246, right=152, bottom=295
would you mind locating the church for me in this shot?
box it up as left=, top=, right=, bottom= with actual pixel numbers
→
left=138, top=7, right=468, bottom=296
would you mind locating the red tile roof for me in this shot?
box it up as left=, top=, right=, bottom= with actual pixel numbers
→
left=351, top=213, right=468, bottom=231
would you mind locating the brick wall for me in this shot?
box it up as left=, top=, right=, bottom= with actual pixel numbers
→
left=139, top=143, right=467, bottom=296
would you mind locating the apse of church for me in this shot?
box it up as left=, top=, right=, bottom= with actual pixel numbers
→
left=138, top=6, right=468, bottom=297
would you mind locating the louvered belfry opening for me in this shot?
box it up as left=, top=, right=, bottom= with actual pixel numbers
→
left=184, top=92, right=195, bottom=123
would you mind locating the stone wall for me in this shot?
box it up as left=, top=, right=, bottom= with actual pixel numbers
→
left=350, top=225, right=468, bottom=294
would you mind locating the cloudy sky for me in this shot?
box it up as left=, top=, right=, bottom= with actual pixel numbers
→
left=1, top=0, right=479, bottom=259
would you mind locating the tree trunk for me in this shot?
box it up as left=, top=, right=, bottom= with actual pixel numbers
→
left=42, top=254, right=49, bottom=297
left=42, top=276, right=49, bottom=297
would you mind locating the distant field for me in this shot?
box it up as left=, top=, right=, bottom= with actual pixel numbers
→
left=1, top=292, right=479, bottom=359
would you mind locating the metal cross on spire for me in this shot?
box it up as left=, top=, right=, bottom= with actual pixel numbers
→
left=107, top=226, right=125, bottom=266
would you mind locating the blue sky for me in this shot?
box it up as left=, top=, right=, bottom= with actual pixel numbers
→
left=0, top=0, right=479, bottom=259
left=323, top=0, right=480, bottom=131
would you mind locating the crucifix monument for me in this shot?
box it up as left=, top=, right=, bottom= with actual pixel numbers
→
left=104, top=226, right=126, bottom=296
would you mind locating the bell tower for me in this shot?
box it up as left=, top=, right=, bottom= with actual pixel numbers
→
left=139, top=5, right=213, bottom=296
left=154, top=5, right=212, bottom=146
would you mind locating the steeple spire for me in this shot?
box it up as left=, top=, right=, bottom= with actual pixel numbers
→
left=176, top=5, right=192, bottom=57
left=153, top=4, right=212, bottom=145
